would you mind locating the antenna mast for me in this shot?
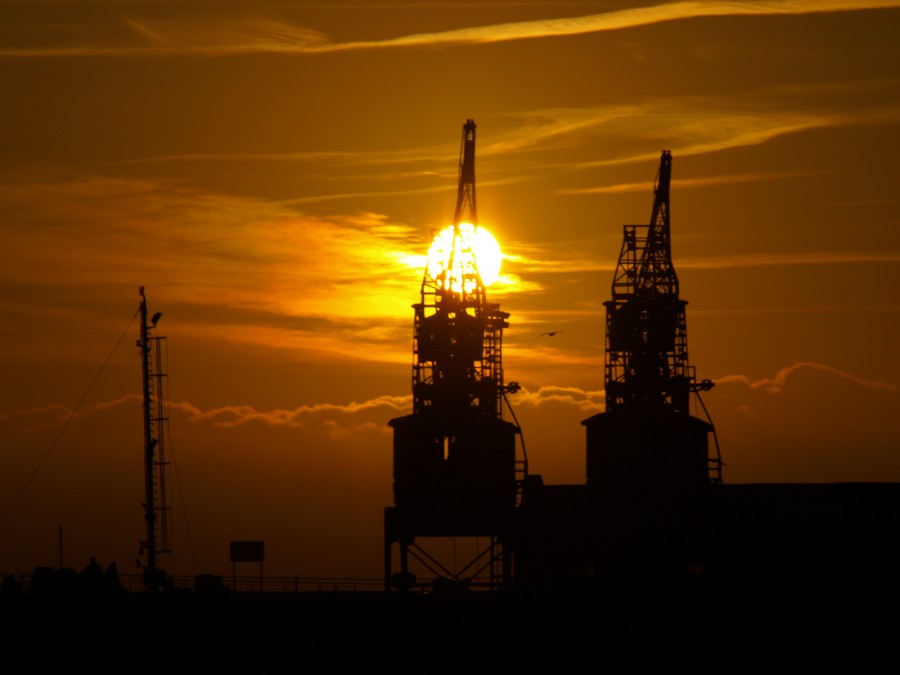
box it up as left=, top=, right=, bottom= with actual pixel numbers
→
left=138, top=286, right=171, bottom=591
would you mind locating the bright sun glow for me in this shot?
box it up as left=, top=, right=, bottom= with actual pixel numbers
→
left=426, top=223, right=502, bottom=290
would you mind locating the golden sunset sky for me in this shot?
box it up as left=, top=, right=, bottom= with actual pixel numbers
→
left=2, top=0, right=899, bottom=580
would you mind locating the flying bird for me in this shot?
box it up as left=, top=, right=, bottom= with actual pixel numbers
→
left=540, top=331, right=563, bottom=337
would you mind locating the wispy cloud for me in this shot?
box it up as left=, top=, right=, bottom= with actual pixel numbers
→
left=0, top=16, right=328, bottom=58
left=0, top=178, right=420, bottom=300
left=336, top=1, right=900, bottom=52
left=716, top=361, right=899, bottom=394
left=690, top=303, right=900, bottom=318
left=120, top=16, right=328, bottom=53
left=680, top=251, right=900, bottom=270
left=512, top=385, right=604, bottom=412
left=0, top=176, right=433, bottom=361
left=310, top=0, right=900, bottom=53
left=0, top=174, right=554, bottom=366
left=0, top=391, right=413, bottom=434
left=86, top=83, right=898, bottom=199
left=170, top=394, right=411, bottom=428
left=476, top=104, right=862, bottom=168
left=2, top=1, right=897, bottom=58
left=559, top=170, right=826, bottom=195
left=556, top=108, right=896, bottom=175
left=507, top=244, right=900, bottom=276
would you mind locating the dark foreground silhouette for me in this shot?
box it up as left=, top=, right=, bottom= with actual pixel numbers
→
left=2, top=567, right=897, bottom=673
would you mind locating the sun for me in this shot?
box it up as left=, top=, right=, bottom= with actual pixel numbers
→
left=426, top=222, right=502, bottom=290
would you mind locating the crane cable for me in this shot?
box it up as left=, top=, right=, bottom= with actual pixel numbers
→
left=694, top=389, right=725, bottom=484
left=0, top=308, right=139, bottom=531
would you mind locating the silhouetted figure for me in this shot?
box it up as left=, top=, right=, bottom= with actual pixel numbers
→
left=84, top=556, right=102, bottom=578
left=82, top=556, right=104, bottom=595
left=104, top=561, right=122, bottom=593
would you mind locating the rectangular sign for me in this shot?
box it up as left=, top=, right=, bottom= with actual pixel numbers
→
left=230, top=540, right=265, bottom=563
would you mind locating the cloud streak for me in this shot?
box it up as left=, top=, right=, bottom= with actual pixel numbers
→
left=170, top=394, right=412, bottom=428
left=0, top=176, right=434, bottom=358
left=1, top=1, right=897, bottom=58
left=716, top=362, right=899, bottom=394
left=512, top=385, right=604, bottom=412
left=511, top=247, right=900, bottom=276
left=1, top=392, right=414, bottom=435
left=680, top=251, right=900, bottom=270
left=122, top=94, right=896, bottom=194
left=559, top=170, right=827, bottom=195
left=310, top=0, right=900, bottom=53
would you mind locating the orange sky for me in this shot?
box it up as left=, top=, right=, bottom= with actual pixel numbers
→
left=2, top=0, right=899, bottom=580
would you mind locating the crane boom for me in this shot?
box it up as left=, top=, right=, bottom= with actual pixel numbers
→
left=454, top=119, right=477, bottom=226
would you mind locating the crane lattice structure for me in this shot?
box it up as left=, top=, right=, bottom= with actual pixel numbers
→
left=604, top=150, right=699, bottom=414
left=413, top=119, right=509, bottom=420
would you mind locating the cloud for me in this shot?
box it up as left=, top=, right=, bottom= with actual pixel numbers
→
left=0, top=176, right=438, bottom=361
left=482, top=87, right=900, bottom=182
left=478, top=104, right=848, bottom=169
left=47, top=84, right=896, bottom=204
left=0, top=172, right=552, bottom=368
left=555, top=107, right=884, bottom=172
left=0, top=385, right=404, bottom=578
left=559, top=170, right=826, bottom=195
left=501, top=243, right=900, bottom=277
left=2, top=1, right=897, bottom=58
left=716, top=361, right=899, bottom=395
left=5, top=166, right=881, bottom=375
left=121, top=16, right=328, bottom=53
left=1, top=391, right=413, bottom=441
left=0, top=403, right=71, bottom=424
left=682, top=251, right=900, bottom=270
left=0, top=15, right=328, bottom=58
left=309, top=1, right=900, bottom=53
left=512, top=385, right=604, bottom=412
left=706, top=361, right=900, bottom=483
left=169, top=394, right=412, bottom=428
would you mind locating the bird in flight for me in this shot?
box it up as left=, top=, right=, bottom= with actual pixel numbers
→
left=540, top=331, right=563, bottom=337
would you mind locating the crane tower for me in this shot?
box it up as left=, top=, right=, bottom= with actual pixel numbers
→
left=582, top=151, right=720, bottom=575
left=385, top=120, right=523, bottom=591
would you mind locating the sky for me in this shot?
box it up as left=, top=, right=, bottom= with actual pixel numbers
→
left=1, top=0, right=899, bottom=581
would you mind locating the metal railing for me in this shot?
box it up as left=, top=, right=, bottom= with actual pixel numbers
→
left=120, top=574, right=385, bottom=594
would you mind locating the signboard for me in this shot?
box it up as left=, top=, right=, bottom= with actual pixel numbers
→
left=230, top=540, right=265, bottom=563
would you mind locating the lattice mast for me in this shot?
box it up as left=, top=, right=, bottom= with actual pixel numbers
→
left=604, top=151, right=702, bottom=413
left=138, top=286, right=171, bottom=591
left=412, top=119, right=509, bottom=420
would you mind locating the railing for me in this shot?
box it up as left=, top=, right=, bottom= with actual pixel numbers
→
left=120, top=574, right=385, bottom=594
left=6, top=570, right=516, bottom=596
